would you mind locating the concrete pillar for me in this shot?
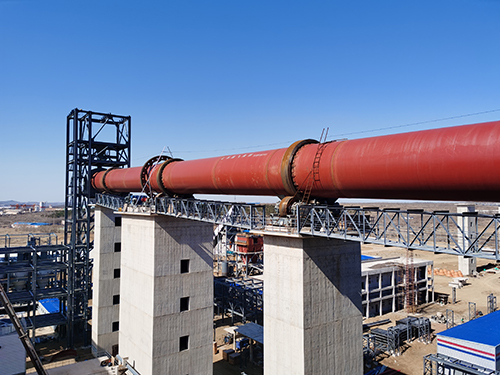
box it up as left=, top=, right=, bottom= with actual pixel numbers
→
left=364, top=274, right=369, bottom=318
left=92, top=206, right=121, bottom=357
left=457, top=205, right=477, bottom=276
left=264, top=235, right=363, bottom=375
left=378, top=272, right=382, bottom=316
left=119, top=213, right=213, bottom=375
left=392, top=268, right=396, bottom=313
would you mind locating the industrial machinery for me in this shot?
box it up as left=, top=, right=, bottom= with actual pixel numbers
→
left=235, top=233, right=263, bottom=265
left=92, top=120, right=500, bottom=214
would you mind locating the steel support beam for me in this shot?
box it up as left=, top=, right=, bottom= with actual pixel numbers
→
left=97, top=194, right=500, bottom=259
left=65, top=109, right=130, bottom=347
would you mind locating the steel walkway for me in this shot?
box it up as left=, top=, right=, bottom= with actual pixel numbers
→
left=96, top=194, right=500, bottom=260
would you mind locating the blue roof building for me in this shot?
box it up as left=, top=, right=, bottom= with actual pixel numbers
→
left=437, top=310, right=500, bottom=371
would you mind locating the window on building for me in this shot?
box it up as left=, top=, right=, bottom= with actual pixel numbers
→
left=113, top=294, right=120, bottom=305
left=112, top=321, right=119, bottom=332
left=114, top=268, right=121, bottom=278
left=114, top=242, right=121, bottom=252
left=180, top=259, right=190, bottom=274
left=179, top=335, right=189, bottom=351
left=180, top=297, right=190, bottom=312
left=115, top=217, right=122, bottom=227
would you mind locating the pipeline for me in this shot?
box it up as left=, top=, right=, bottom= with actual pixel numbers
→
left=92, top=120, right=500, bottom=210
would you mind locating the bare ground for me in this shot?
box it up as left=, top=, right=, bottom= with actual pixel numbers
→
left=362, top=244, right=500, bottom=375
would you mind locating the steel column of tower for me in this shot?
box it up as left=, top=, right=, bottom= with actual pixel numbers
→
left=65, top=109, right=131, bottom=347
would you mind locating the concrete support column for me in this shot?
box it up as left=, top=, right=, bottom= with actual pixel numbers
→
left=364, top=274, right=369, bottom=318
left=378, top=273, right=382, bottom=316
left=92, top=206, right=121, bottom=357
left=392, top=269, right=396, bottom=313
left=264, top=235, right=363, bottom=375
left=457, top=205, right=477, bottom=276
left=119, top=214, right=213, bottom=375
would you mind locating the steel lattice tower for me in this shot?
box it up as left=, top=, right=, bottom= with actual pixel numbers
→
left=65, top=109, right=130, bottom=347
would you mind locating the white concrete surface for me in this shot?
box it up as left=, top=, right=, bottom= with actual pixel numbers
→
left=264, top=235, right=363, bottom=375
left=0, top=332, right=26, bottom=375
left=92, top=207, right=121, bottom=357
left=119, top=214, right=213, bottom=375
left=456, top=205, right=477, bottom=276
left=46, top=356, right=118, bottom=374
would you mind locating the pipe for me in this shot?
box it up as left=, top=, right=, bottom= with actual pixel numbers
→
left=92, top=120, right=500, bottom=202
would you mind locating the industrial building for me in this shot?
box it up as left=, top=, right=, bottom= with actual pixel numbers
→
left=361, top=256, right=434, bottom=318
left=425, top=310, right=500, bottom=374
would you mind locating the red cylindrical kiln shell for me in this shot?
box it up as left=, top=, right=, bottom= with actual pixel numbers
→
left=92, top=166, right=143, bottom=193
left=159, top=148, right=289, bottom=196
left=293, top=120, right=500, bottom=201
left=92, top=120, right=500, bottom=202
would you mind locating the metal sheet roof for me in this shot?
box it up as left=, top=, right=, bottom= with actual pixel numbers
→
left=361, top=255, right=376, bottom=261
left=235, top=322, right=263, bottom=344
left=438, top=310, right=500, bottom=347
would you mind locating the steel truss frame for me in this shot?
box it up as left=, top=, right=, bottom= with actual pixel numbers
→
left=156, top=197, right=267, bottom=229
left=65, top=109, right=130, bottom=347
left=296, top=206, right=500, bottom=260
left=214, top=277, right=263, bottom=325
left=0, top=234, right=68, bottom=336
left=423, top=353, right=500, bottom=375
left=97, top=195, right=500, bottom=260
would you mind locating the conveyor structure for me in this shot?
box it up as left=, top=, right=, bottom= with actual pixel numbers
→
left=97, top=194, right=500, bottom=259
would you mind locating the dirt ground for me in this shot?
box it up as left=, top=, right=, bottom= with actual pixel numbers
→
left=362, top=243, right=500, bottom=375
left=213, top=315, right=264, bottom=375
left=0, top=210, right=65, bottom=246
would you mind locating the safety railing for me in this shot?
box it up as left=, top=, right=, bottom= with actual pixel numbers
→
left=295, top=205, right=500, bottom=259
left=96, top=194, right=500, bottom=260
left=155, top=197, right=266, bottom=230
left=0, top=233, right=60, bottom=248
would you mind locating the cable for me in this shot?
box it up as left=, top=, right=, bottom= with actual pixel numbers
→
left=326, top=109, right=500, bottom=140
left=133, top=108, right=500, bottom=158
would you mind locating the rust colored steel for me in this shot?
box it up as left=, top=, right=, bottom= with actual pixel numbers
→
left=92, top=120, right=500, bottom=202
left=92, top=166, right=143, bottom=193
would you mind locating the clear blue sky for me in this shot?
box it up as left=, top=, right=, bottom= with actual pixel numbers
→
left=1, top=0, right=499, bottom=203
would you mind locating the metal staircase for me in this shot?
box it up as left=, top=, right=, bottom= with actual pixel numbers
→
left=301, top=127, right=329, bottom=204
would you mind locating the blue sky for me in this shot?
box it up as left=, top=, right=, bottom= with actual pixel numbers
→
left=1, top=0, right=499, bottom=203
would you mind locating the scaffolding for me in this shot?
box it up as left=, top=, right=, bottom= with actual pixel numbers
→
left=65, top=109, right=130, bottom=347
left=469, top=301, right=477, bottom=321
left=487, top=293, right=497, bottom=314
left=0, top=234, right=68, bottom=337
left=446, top=309, right=455, bottom=329
left=405, top=248, right=416, bottom=313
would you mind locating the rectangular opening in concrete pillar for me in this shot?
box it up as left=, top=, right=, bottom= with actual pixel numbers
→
left=92, top=206, right=122, bottom=357
left=264, top=235, right=363, bottom=375
left=119, top=214, right=213, bottom=375
left=181, top=259, right=190, bottom=274
left=180, top=297, right=190, bottom=312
